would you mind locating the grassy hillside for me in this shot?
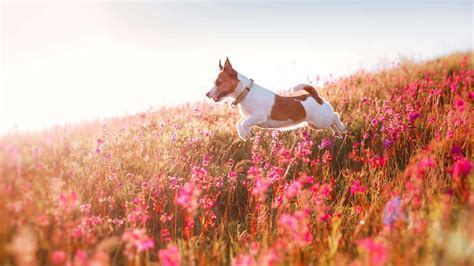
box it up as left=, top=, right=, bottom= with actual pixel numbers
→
left=0, top=52, right=473, bottom=266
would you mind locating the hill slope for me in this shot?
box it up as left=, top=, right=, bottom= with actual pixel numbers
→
left=0, top=52, right=473, bottom=265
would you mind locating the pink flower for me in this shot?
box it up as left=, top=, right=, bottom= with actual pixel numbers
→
left=122, top=229, right=155, bottom=259
left=74, top=249, right=88, bottom=265
left=233, top=254, right=256, bottom=266
left=453, top=157, right=472, bottom=181
left=176, top=182, right=200, bottom=214
left=350, top=180, right=367, bottom=195
left=284, top=180, right=302, bottom=200
left=418, top=157, right=436, bottom=171
left=357, top=238, right=388, bottom=266
left=369, top=155, right=386, bottom=168
left=252, top=177, right=269, bottom=202
left=277, top=148, right=292, bottom=164
left=50, top=250, right=66, bottom=265
left=278, top=210, right=312, bottom=248
left=59, top=191, right=79, bottom=212
left=158, top=245, right=181, bottom=266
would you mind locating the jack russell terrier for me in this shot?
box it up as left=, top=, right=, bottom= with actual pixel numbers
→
left=206, top=58, right=347, bottom=141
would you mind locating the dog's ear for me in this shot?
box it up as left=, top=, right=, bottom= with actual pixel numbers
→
left=224, top=57, right=237, bottom=77
left=224, top=57, right=232, bottom=70
left=219, top=59, right=223, bottom=71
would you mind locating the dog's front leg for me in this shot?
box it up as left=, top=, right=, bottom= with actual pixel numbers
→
left=237, top=116, right=265, bottom=141
left=236, top=118, right=247, bottom=141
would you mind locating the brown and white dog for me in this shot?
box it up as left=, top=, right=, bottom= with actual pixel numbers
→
left=206, top=58, right=347, bottom=141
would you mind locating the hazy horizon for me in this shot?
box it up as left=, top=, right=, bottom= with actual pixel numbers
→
left=1, top=0, right=472, bottom=134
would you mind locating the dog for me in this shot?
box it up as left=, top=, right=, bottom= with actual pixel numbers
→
left=206, top=58, right=347, bottom=141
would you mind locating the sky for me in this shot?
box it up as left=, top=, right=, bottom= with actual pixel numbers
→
left=0, top=0, right=472, bottom=134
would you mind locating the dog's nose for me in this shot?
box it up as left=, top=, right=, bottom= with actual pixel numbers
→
left=206, top=92, right=211, bottom=98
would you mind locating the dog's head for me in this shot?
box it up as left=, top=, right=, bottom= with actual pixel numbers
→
left=206, top=57, right=240, bottom=102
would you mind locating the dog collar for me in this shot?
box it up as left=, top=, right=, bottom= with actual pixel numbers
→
left=231, top=79, right=254, bottom=108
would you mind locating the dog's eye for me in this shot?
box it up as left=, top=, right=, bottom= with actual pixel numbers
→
left=215, top=80, right=222, bottom=86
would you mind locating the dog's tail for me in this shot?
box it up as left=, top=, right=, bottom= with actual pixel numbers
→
left=292, top=84, right=324, bottom=105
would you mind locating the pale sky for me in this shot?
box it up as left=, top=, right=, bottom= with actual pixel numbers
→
left=1, top=1, right=472, bottom=134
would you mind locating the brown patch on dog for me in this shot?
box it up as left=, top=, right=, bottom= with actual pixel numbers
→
left=213, top=58, right=239, bottom=100
left=270, top=95, right=307, bottom=122
left=302, top=85, right=324, bottom=105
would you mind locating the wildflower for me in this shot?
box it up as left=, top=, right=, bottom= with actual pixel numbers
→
left=350, top=180, right=367, bottom=195
left=318, top=212, right=332, bottom=222
left=158, top=245, right=181, bottom=266
left=284, top=180, right=302, bottom=200
left=252, top=177, right=269, bottom=202
left=383, top=196, right=401, bottom=226
left=371, top=118, right=378, bottom=127
left=278, top=210, right=312, bottom=248
left=74, top=249, right=88, bottom=265
left=122, top=229, right=155, bottom=259
left=418, top=157, right=436, bottom=172
left=79, top=203, right=91, bottom=214
left=454, top=98, right=464, bottom=112
left=452, top=157, right=472, bottom=181
left=50, top=250, right=66, bottom=265
left=357, top=238, right=388, bottom=266
left=369, top=155, right=386, bottom=168
left=277, top=148, right=292, bottom=164
left=59, top=191, right=79, bottom=211
left=318, top=137, right=333, bottom=150
left=176, top=182, right=201, bottom=214
left=450, top=145, right=463, bottom=157
left=160, top=228, right=172, bottom=242
left=233, top=254, right=256, bottom=266
left=322, top=150, right=332, bottom=164
left=408, top=112, right=420, bottom=123
left=383, top=139, right=392, bottom=149
left=268, top=167, right=284, bottom=183
left=36, top=214, right=49, bottom=227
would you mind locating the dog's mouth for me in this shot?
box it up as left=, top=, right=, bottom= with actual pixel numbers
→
left=212, top=96, right=220, bottom=102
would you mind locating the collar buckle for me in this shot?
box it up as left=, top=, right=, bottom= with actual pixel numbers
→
left=231, top=79, right=254, bottom=108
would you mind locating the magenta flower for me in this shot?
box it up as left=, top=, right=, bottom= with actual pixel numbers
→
left=350, top=180, right=367, bottom=195
left=454, top=98, right=465, bottom=112
left=158, top=245, right=181, bottom=266
left=453, top=157, right=472, bottom=180
left=450, top=145, right=463, bottom=157
left=408, top=112, right=420, bottom=123
left=318, top=137, right=333, bottom=150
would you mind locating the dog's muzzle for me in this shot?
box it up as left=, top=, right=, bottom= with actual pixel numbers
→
left=206, top=91, right=220, bottom=102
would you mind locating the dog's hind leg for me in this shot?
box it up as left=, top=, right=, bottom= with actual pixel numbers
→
left=333, top=113, right=347, bottom=133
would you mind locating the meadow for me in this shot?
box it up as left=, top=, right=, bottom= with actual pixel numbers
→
left=0, top=52, right=472, bottom=266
